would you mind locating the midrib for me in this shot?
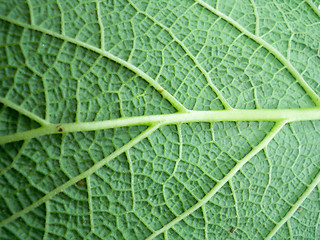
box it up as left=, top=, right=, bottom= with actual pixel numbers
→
left=1, top=108, right=320, bottom=145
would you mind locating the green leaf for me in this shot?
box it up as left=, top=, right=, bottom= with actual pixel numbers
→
left=1, top=0, right=320, bottom=239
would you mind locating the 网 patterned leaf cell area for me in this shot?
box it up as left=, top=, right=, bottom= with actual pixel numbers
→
left=1, top=0, right=320, bottom=239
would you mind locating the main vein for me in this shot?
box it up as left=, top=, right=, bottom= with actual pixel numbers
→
left=1, top=108, right=320, bottom=145
left=1, top=3, right=320, bottom=237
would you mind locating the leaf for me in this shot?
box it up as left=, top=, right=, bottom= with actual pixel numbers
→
left=1, top=0, right=320, bottom=239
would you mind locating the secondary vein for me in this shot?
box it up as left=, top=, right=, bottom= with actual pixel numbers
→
left=128, top=0, right=233, bottom=110
left=146, top=121, right=286, bottom=239
left=0, top=15, right=188, bottom=113
left=265, top=167, right=320, bottom=240
left=0, top=97, right=49, bottom=126
left=0, top=124, right=161, bottom=228
left=195, top=0, right=320, bottom=107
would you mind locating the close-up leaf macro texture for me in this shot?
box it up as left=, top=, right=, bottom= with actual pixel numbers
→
left=1, top=0, right=320, bottom=239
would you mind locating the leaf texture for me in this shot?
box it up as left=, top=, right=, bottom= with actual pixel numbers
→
left=1, top=0, right=320, bottom=239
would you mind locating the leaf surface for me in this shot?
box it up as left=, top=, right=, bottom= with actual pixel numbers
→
left=1, top=0, right=320, bottom=239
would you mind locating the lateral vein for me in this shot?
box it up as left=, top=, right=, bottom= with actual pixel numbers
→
left=0, top=15, right=188, bottom=113
left=0, top=97, right=49, bottom=126
left=0, top=124, right=161, bottom=227
left=146, top=121, right=286, bottom=240
left=195, top=0, right=320, bottom=107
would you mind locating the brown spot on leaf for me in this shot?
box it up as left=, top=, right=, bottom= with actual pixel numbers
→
left=76, top=180, right=85, bottom=186
left=230, top=227, right=235, bottom=233
left=56, top=124, right=63, bottom=132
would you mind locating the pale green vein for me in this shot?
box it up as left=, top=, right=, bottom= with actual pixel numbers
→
left=0, top=124, right=160, bottom=227
left=216, top=0, right=220, bottom=9
left=287, top=221, right=293, bottom=240
left=56, top=0, right=65, bottom=35
left=210, top=122, right=215, bottom=141
left=86, top=176, right=95, bottom=232
left=96, top=1, right=105, bottom=51
left=26, top=0, right=34, bottom=25
left=127, top=20, right=136, bottom=63
left=127, top=151, right=136, bottom=211
left=128, top=0, right=233, bottom=110
left=202, top=205, right=209, bottom=240
left=265, top=167, right=320, bottom=240
left=305, top=0, right=320, bottom=18
left=262, top=148, right=272, bottom=204
left=146, top=121, right=286, bottom=240
left=249, top=0, right=260, bottom=36
left=2, top=108, right=320, bottom=145
left=0, top=97, right=49, bottom=126
left=229, top=179, right=239, bottom=228
left=164, top=231, right=168, bottom=240
left=0, top=15, right=188, bottom=113
left=43, top=202, right=50, bottom=240
left=195, top=0, right=320, bottom=107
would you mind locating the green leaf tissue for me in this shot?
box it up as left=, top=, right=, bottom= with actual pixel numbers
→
left=1, top=0, right=320, bottom=239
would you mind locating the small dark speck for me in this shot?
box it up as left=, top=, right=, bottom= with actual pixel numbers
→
left=90, top=11, right=93, bottom=14
left=58, top=128, right=63, bottom=132
left=76, top=180, right=85, bottom=186
left=230, top=227, right=235, bottom=233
